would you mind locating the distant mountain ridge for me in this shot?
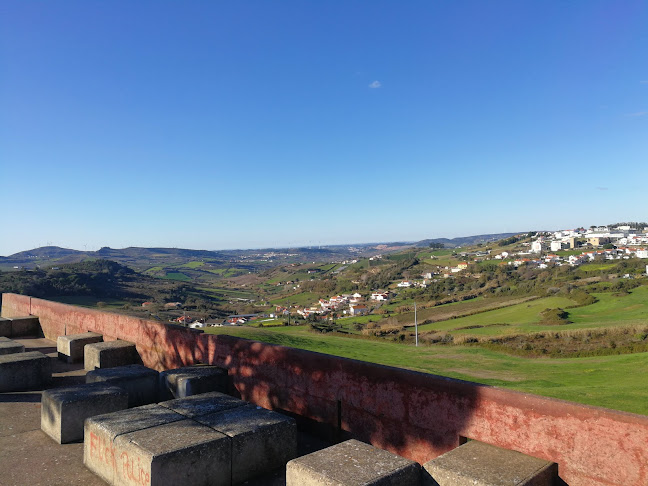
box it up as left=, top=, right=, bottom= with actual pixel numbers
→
left=414, top=232, right=521, bottom=248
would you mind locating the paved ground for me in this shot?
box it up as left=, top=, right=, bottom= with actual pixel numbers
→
left=0, top=337, right=331, bottom=486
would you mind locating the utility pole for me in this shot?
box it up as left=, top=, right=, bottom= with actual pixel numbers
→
left=415, top=301, right=418, bottom=347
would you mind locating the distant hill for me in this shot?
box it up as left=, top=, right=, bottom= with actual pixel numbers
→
left=414, top=232, right=521, bottom=248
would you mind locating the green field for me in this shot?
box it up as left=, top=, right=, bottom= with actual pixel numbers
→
left=270, top=292, right=320, bottom=307
left=203, top=325, right=648, bottom=415
left=165, top=272, right=192, bottom=281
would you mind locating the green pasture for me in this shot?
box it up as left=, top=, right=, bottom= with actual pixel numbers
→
left=203, top=325, right=648, bottom=415
left=165, top=272, right=192, bottom=281
left=270, top=292, right=320, bottom=307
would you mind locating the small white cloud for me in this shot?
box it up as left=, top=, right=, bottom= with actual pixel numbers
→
left=640, top=80, right=648, bottom=84
left=626, top=111, right=648, bottom=117
left=596, top=186, right=609, bottom=191
left=368, top=81, right=382, bottom=89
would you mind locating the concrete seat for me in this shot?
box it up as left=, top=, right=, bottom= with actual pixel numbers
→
left=0, top=350, right=52, bottom=392
left=159, top=390, right=247, bottom=418
left=286, top=439, right=420, bottom=486
left=0, top=317, right=10, bottom=337
left=0, top=336, right=25, bottom=355
left=84, top=340, right=138, bottom=371
left=422, top=440, right=558, bottom=486
left=86, top=364, right=159, bottom=407
left=158, top=365, right=228, bottom=400
left=84, top=404, right=188, bottom=484
left=0, top=316, right=41, bottom=337
left=57, top=332, right=103, bottom=363
left=196, top=403, right=297, bottom=484
left=41, top=382, right=128, bottom=444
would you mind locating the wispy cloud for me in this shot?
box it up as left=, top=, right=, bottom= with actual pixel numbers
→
left=640, top=80, right=648, bottom=84
left=368, top=81, right=382, bottom=89
left=596, top=186, right=609, bottom=191
left=626, top=111, right=648, bottom=117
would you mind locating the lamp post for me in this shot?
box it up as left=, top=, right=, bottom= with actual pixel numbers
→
left=415, top=301, right=418, bottom=347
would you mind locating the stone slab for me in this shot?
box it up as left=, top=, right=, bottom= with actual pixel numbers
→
left=112, top=418, right=231, bottom=486
left=286, top=439, right=420, bottom=486
left=197, top=403, right=297, bottom=484
left=6, top=316, right=41, bottom=337
left=84, top=340, right=138, bottom=371
left=0, top=351, right=52, bottom=392
left=158, top=390, right=246, bottom=418
left=58, top=332, right=103, bottom=363
left=422, top=440, right=558, bottom=486
left=84, top=404, right=186, bottom=484
left=41, top=382, right=128, bottom=444
left=86, top=364, right=158, bottom=407
left=0, top=317, right=10, bottom=337
left=0, top=336, right=25, bottom=355
left=158, top=365, right=228, bottom=400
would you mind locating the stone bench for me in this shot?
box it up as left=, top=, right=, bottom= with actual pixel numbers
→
left=57, top=332, right=103, bottom=363
left=0, top=317, right=10, bottom=337
left=158, top=365, right=228, bottom=400
left=84, top=404, right=189, bottom=484
left=0, top=316, right=41, bottom=337
left=84, top=340, right=138, bottom=371
left=287, top=439, right=420, bottom=486
left=0, top=336, right=25, bottom=355
left=422, top=440, right=558, bottom=486
left=196, top=403, right=297, bottom=484
left=159, top=390, right=247, bottom=418
left=86, top=364, right=159, bottom=407
left=0, top=351, right=52, bottom=392
left=41, top=382, right=128, bottom=444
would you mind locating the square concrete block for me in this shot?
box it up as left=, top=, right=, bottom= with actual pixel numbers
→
left=422, top=440, right=558, bottom=486
left=113, top=419, right=231, bottom=486
left=286, top=439, right=421, bottom=486
left=159, top=391, right=246, bottom=418
left=85, top=340, right=138, bottom=371
left=41, top=382, right=128, bottom=444
left=86, top=364, right=159, bottom=407
left=57, top=332, right=103, bottom=363
left=197, top=404, right=297, bottom=484
left=84, top=404, right=186, bottom=484
left=0, top=318, right=10, bottom=337
left=0, top=336, right=25, bottom=355
left=0, top=351, right=52, bottom=392
left=7, top=316, right=41, bottom=337
left=159, top=365, right=228, bottom=400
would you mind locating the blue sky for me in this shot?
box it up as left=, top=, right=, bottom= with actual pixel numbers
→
left=1, top=1, right=647, bottom=256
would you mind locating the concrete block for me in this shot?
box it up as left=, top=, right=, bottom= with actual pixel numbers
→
left=7, top=316, right=41, bottom=337
left=0, top=351, right=52, bottom=392
left=286, top=439, right=420, bottom=486
left=422, top=440, right=558, bottom=486
left=86, top=364, right=159, bottom=407
left=41, top=382, right=128, bottom=444
left=159, top=391, right=246, bottom=418
left=0, top=336, right=25, bottom=355
left=84, top=340, right=138, bottom=371
left=84, top=404, right=186, bottom=484
left=112, top=418, right=231, bottom=486
left=197, top=403, right=297, bottom=484
left=158, top=365, right=228, bottom=400
left=57, top=332, right=103, bottom=363
left=0, top=317, right=10, bottom=337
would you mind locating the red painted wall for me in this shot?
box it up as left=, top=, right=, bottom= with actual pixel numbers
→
left=3, top=293, right=648, bottom=486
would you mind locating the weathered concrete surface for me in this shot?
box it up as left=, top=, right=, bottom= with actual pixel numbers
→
left=86, top=364, right=158, bottom=407
left=158, top=365, right=227, bottom=400
left=159, top=390, right=246, bottom=418
left=84, top=340, right=138, bottom=371
left=57, top=332, right=103, bottom=363
left=423, top=440, right=557, bottom=486
left=84, top=404, right=186, bottom=484
left=0, top=317, right=10, bottom=337
left=0, top=351, right=52, bottom=392
left=41, top=382, right=128, bottom=444
left=5, top=293, right=648, bottom=486
left=0, top=336, right=25, bottom=355
left=113, top=418, right=231, bottom=486
left=286, top=439, right=420, bottom=486
left=6, top=315, right=42, bottom=337
left=197, top=403, right=297, bottom=484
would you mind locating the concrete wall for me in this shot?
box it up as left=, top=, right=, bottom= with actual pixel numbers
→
left=3, top=293, right=648, bottom=486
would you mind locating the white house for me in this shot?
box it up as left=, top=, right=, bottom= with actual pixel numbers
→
left=397, top=281, right=412, bottom=288
left=349, top=304, right=368, bottom=316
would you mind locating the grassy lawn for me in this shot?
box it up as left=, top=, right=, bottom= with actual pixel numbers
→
left=165, top=272, right=192, bottom=281
left=203, top=325, right=648, bottom=415
left=48, top=296, right=127, bottom=309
